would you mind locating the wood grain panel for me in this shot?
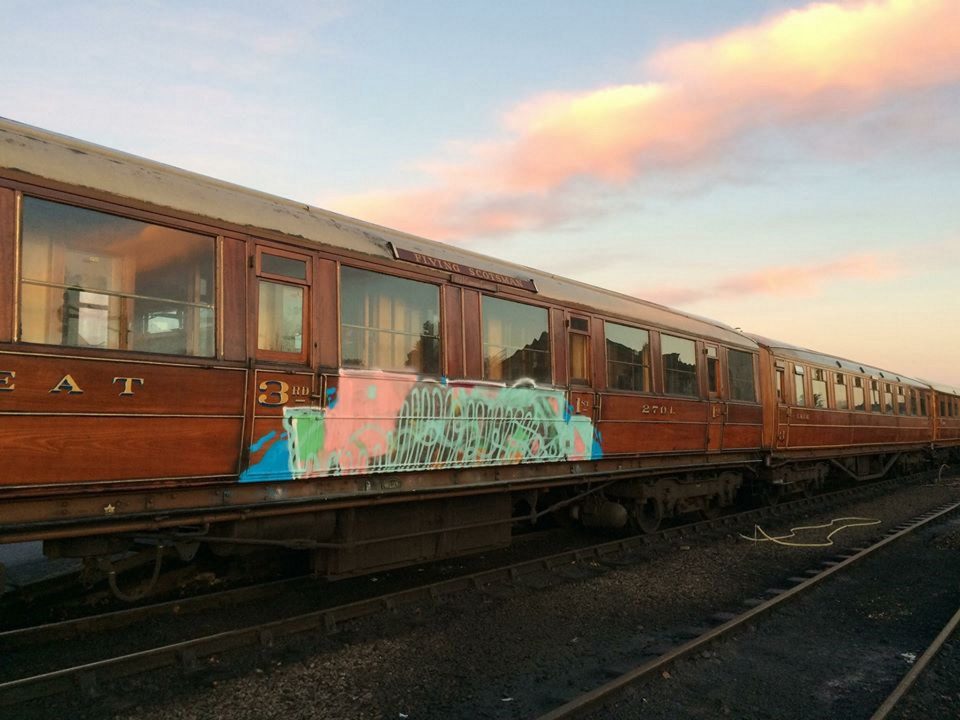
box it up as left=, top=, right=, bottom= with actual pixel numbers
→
left=442, top=286, right=464, bottom=378
left=0, top=416, right=242, bottom=484
left=601, top=393, right=705, bottom=422
left=251, top=369, right=316, bottom=417
left=0, top=354, right=245, bottom=415
left=722, top=425, right=763, bottom=449
left=596, top=420, right=706, bottom=454
left=316, top=258, right=339, bottom=369
left=462, top=289, right=482, bottom=379
left=221, top=236, right=248, bottom=362
left=591, top=318, right=605, bottom=389
left=551, top=307, right=567, bottom=387
left=0, top=188, right=16, bottom=343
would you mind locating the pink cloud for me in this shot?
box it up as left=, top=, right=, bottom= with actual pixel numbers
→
left=644, top=252, right=900, bottom=306
left=329, top=0, right=960, bottom=240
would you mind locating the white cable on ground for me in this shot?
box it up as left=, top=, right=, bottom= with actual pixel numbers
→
left=739, top=516, right=881, bottom=548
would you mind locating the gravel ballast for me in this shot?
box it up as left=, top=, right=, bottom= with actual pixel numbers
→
left=14, top=479, right=960, bottom=720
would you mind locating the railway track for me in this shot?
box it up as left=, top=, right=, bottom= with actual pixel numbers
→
left=535, top=496, right=960, bottom=719
left=0, top=472, right=935, bottom=708
left=869, top=603, right=960, bottom=720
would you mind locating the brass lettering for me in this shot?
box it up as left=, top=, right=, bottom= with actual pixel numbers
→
left=258, top=379, right=290, bottom=406
left=113, top=377, right=145, bottom=396
left=50, top=374, right=84, bottom=394
left=0, top=370, right=13, bottom=392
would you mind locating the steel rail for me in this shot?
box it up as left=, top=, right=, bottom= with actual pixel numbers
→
left=0, top=472, right=931, bottom=706
left=869, top=604, right=960, bottom=720
left=535, top=498, right=960, bottom=720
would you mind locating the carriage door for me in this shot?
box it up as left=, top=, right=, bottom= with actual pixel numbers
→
left=244, top=246, right=318, bottom=482
left=567, top=315, right=596, bottom=421
left=774, top=361, right=788, bottom=449
left=705, top=344, right=725, bottom=451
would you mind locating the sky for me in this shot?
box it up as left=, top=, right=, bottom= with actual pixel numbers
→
left=1, top=0, right=958, bottom=385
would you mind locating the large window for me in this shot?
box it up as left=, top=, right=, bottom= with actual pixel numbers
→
left=605, top=321, right=651, bottom=392
left=259, top=282, right=304, bottom=354
left=834, top=373, right=849, bottom=410
left=257, top=248, right=309, bottom=358
left=884, top=383, right=894, bottom=414
left=811, top=368, right=828, bottom=409
left=853, top=377, right=866, bottom=411
left=341, top=267, right=440, bottom=374
left=727, top=349, right=756, bottom=402
left=482, top=296, right=550, bottom=383
left=20, top=196, right=215, bottom=356
left=794, top=366, right=806, bottom=406
left=661, top=334, right=697, bottom=397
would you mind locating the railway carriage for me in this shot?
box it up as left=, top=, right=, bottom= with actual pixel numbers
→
left=749, top=336, right=942, bottom=498
left=930, top=382, right=960, bottom=448
left=0, top=119, right=765, bottom=578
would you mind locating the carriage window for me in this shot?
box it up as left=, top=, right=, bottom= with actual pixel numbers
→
left=258, top=282, right=303, bottom=354
left=941, top=398, right=947, bottom=417
left=853, top=377, right=865, bottom=411
left=257, top=250, right=309, bottom=358
left=897, top=386, right=907, bottom=415
left=605, top=322, right=650, bottom=392
left=920, top=393, right=928, bottom=416
left=909, top=389, right=918, bottom=416
left=568, top=316, right=590, bottom=385
left=482, top=296, right=550, bottom=383
left=261, top=253, right=307, bottom=280
left=834, top=374, right=848, bottom=410
left=728, top=349, right=756, bottom=402
left=811, top=368, right=828, bottom=409
left=884, top=383, right=894, bottom=414
left=794, top=365, right=806, bottom=407
left=661, top=334, right=697, bottom=397
left=20, top=196, right=215, bottom=356
left=706, top=346, right=719, bottom=395
left=340, top=267, right=440, bottom=374
left=871, top=380, right=881, bottom=412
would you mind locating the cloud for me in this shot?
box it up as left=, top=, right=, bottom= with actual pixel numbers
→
left=329, top=0, right=960, bottom=240
left=643, top=252, right=900, bottom=306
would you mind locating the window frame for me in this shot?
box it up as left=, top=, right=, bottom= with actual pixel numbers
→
left=794, top=364, right=807, bottom=407
left=660, top=332, right=699, bottom=398
left=338, top=264, right=442, bottom=375
left=256, top=245, right=311, bottom=364
left=603, top=320, right=653, bottom=395
left=480, top=295, right=552, bottom=385
left=726, top=347, right=757, bottom=403
left=568, top=314, right=591, bottom=387
left=810, top=367, right=828, bottom=409
left=852, top=376, right=866, bottom=412
left=834, top=372, right=849, bottom=411
left=17, top=192, right=220, bottom=360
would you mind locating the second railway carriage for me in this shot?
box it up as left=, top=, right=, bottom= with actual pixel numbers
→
left=750, top=335, right=941, bottom=497
left=0, top=119, right=764, bottom=577
left=930, top=382, right=960, bottom=448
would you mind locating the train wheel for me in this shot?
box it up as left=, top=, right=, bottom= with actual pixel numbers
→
left=762, top=485, right=782, bottom=506
left=635, top=499, right=662, bottom=534
left=701, top=497, right=722, bottom=520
